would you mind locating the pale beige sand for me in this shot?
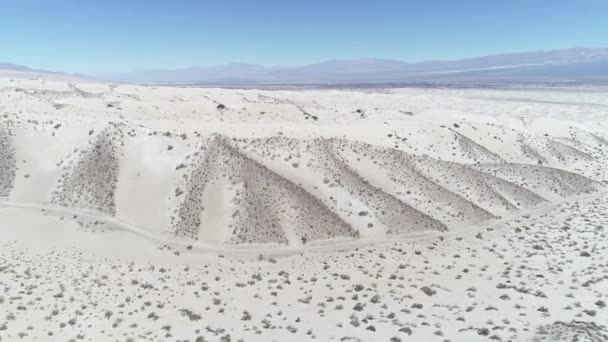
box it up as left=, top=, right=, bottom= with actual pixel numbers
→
left=0, top=74, right=607, bottom=341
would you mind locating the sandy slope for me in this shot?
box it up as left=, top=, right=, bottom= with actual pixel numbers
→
left=0, top=77, right=606, bottom=250
left=1, top=186, right=607, bottom=341
left=0, top=76, right=607, bottom=341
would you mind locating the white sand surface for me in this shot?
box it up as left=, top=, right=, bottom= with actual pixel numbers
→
left=0, top=75, right=607, bottom=341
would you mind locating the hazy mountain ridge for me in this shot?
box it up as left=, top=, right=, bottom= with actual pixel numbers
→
left=0, top=62, right=91, bottom=80
left=0, top=63, right=33, bottom=72
left=110, top=47, right=608, bottom=85
left=3, top=47, right=608, bottom=85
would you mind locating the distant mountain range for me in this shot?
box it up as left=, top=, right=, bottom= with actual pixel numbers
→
left=3, top=48, right=608, bottom=85
left=0, top=62, right=90, bottom=80
left=0, top=63, right=33, bottom=72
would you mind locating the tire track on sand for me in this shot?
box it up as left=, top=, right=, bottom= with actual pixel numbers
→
left=0, top=190, right=606, bottom=257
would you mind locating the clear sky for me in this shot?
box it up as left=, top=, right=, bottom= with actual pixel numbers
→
left=1, top=0, right=607, bottom=73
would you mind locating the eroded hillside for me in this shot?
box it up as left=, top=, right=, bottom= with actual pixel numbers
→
left=0, top=78, right=606, bottom=250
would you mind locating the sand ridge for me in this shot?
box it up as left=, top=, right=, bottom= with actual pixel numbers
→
left=0, top=75, right=607, bottom=341
left=0, top=77, right=607, bottom=250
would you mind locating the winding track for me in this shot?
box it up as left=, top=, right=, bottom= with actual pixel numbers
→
left=1, top=188, right=605, bottom=257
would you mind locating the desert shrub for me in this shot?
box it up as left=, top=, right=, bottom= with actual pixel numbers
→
left=478, top=327, right=490, bottom=336
left=179, top=308, right=201, bottom=321
left=420, top=286, right=436, bottom=296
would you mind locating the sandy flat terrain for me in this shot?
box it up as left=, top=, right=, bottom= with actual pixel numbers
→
left=0, top=75, right=607, bottom=341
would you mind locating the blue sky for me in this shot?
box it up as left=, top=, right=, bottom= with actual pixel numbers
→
left=1, top=0, right=607, bottom=73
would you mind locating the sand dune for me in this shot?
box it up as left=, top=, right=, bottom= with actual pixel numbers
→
left=0, top=119, right=603, bottom=248
left=1, top=76, right=607, bottom=342
left=0, top=77, right=606, bottom=251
